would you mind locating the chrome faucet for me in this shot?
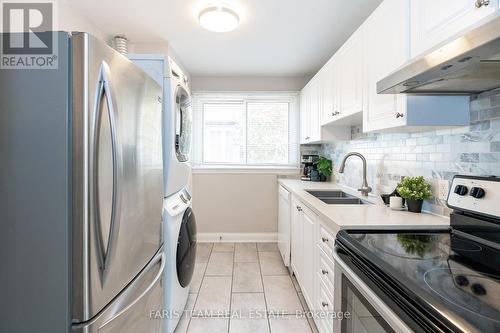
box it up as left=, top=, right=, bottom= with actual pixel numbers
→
left=338, top=152, right=372, bottom=196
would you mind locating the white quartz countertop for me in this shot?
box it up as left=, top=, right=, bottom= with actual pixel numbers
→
left=278, top=179, right=450, bottom=234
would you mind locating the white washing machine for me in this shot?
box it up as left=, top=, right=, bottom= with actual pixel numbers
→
left=128, top=55, right=192, bottom=196
left=163, top=187, right=197, bottom=333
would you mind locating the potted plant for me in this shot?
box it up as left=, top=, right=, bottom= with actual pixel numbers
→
left=396, top=176, right=433, bottom=213
left=314, top=157, right=332, bottom=182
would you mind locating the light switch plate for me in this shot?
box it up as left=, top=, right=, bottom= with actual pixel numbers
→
left=438, top=179, right=450, bottom=200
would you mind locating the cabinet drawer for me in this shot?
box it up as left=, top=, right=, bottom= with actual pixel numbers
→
left=318, top=224, right=335, bottom=257
left=318, top=246, right=335, bottom=293
left=317, top=273, right=334, bottom=333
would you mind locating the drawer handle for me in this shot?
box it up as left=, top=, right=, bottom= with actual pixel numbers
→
left=296, top=206, right=302, bottom=212
left=395, top=112, right=404, bottom=118
left=322, top=302, right=329, bottom=308
left=321, top=237, right=329, bottom=243
left=321, top=269, right=329, bottom=275
left=476, top=0, right=490, bottom=7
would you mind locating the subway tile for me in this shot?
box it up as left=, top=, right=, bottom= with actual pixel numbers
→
left=491, top=141, right=500, bottom=152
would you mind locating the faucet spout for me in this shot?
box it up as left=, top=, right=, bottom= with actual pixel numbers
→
left=338, top=152, right=372, bottom=196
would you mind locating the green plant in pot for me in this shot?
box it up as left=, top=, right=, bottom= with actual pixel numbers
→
left=396, top=176, right=433, bottom=213
left=315, top=157, right=332, bottom=182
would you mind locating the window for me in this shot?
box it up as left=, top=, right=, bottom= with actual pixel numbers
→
left=193, top=92, right=299, bottom=168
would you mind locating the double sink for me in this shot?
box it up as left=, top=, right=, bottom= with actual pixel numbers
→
left=306, top=190, right=372, bottom=205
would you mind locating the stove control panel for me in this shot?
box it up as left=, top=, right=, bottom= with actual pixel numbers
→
left=447, top=175, right=500, bottom=218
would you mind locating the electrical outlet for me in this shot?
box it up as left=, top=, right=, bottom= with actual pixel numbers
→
left=438, top=179, right=450, bottom=200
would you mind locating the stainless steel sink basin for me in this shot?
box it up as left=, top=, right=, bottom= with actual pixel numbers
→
left=305, top=190, right=352, bottom=198
left=306, top=190, right=372, bottom=205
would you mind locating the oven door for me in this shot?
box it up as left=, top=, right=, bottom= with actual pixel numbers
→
left=332, top=246, right=413, bottom=333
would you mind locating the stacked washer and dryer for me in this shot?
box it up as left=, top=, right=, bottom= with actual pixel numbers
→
left=129, top=55, right=197, bottom=333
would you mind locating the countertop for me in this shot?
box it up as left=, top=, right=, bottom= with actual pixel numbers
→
left=278, top=179, right=450, bottom=234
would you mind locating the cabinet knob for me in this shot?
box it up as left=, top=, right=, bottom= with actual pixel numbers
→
left=475, top=0, right=490, bottom=7
left=305, top=136, right=310, bottom=140
left=296, top=206, right=303, bottom=212
left=322, top=302, right=329, bottom=308
left=395, top=112, right=405, bottom=119
left=321, top=269, right=329, bottom=275
left=321, top=237, right=329, bottom=243
left=332, top=111, right=340, bottom=116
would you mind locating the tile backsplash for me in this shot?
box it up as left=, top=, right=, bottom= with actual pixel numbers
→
left=315, top=93, right=500, bottom=216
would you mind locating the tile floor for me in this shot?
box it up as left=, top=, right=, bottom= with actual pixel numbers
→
left=174, top=242, right=319, bottom=333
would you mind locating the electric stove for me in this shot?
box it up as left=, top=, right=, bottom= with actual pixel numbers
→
left=335, top=175, right=500, bottom=333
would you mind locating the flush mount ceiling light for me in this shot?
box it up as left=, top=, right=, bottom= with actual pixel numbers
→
left=199, top=5, right=239, bottom=32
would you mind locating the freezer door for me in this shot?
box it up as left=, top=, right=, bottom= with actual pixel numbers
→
left=73, top=249, right=165, bottom=333
left=72, top=32, right=164, bottom=322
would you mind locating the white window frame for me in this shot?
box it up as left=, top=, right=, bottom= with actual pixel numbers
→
left=192, top=91, right=300, bottom=173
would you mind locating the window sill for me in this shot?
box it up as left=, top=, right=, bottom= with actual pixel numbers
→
left=192, top=165, right=300, bottom=175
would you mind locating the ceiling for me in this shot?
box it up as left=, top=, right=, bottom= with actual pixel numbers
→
left=69, top=0, right=383, bottom=76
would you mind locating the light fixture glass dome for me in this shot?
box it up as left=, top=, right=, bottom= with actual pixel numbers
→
left=199, top=5, right=239, bottom=32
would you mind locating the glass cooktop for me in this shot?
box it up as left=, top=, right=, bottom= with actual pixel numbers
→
left=337, top=231, right=500, bottom=333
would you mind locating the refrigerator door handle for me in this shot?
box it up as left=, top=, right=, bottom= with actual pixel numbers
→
left=100, top=252, right=165, bottom=328
left=72, top=251, right=165, bottom=330
left=93, top=61, right=120, bottom=273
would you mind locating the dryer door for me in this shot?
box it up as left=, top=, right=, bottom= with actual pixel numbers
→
left=176, top=207, right=197, bottom=287
left=174, top=85, right=192, bottom=162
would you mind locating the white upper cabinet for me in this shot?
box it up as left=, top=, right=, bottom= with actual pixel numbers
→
left=336, top=29, right=364, bottom=120
left=411, top=0, right=499, bottom=57
left=320, top=58, right=338, bottom=125
left=300, top=76, right=322, bottom=143
left=363, top=0, right=410, bottom=132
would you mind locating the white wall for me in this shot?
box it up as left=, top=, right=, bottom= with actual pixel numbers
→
left=191, top=76, right=311, bottom=92
left=57, top=0, right=106, bottom=41
left=192, top=173, right=285, bottom=242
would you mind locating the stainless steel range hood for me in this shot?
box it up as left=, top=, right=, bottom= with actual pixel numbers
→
left=377, top=17, right=500, bottom=95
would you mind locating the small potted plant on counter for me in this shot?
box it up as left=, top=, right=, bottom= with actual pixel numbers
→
left=314, top=156, right=332, bottom=182
left=397, top=176, right=433, bottom=213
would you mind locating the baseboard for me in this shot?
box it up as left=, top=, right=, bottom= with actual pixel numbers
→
left=197, top=232, right=278, bottom=243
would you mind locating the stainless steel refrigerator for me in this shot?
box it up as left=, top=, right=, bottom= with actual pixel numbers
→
left=0, top=32, right=165, bottom=333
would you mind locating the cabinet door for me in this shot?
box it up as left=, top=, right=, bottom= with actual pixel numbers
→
left=321, top=58, right=339, bottom=125
left=299, top=87, right=310, bottom=143
left=411, top=0, right=499, bottom=57
left=363, top=0, right=409, bottom=132
left=290, top=197, right=303, bottom=282
left=337, top=30, right=364, bottom=118
left=309, top=77, right=322, bottom=142
left=301, top=206, right=317, bottom=308
left=277, top=185, right=291, bottom=267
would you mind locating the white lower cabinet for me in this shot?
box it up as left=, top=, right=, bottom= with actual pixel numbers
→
left=290, top=196, right=304, bottom=283
left=278, top=185, right=291, bottom=266
left=288, top=192, right=337, bottom=333
left=290, top=197, right=318, bottom=305
left=301, top=205, right=317, bottom=307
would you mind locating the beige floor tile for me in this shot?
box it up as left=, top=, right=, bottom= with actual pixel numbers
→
left=205, top=252, right=234, bottom=276
left=259, top=251, right=288, bottom=276
left=187, top=317, right=229, bottom=333
left=257, top=242, right=279, bottom=252
left=231, top=293, right=267, bottom=317
left=235, top=243, right=258, bottom=263
left=263, top=276, right=303, bottom=314
left=213, top=242, right=235, bottom=252
left=196, top=243, right=213, bottom=263
left=269, top=316, right=312, bottom=333
left=190, top=262, right=207, bottom=294
left=229, top=318, right=270, bottom=333
left=193, top=276, right=232, bottom=315
left=232, top=262, right=263, bottom=293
